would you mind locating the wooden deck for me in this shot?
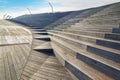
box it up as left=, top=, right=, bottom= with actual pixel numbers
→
left=0, top=20, right=73, bottom=80
left=20, top=28, right=73, bottom=80
left=0, top=20, right=32, bottom=80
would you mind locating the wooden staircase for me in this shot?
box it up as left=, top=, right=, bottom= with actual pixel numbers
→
left=2, top=2, right=119, bottom=80
left=48, top=2, right=120, bottom=80
left=20, top=28, right=73, bottom=80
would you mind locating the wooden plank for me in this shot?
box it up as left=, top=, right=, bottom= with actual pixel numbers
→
left=4, top=55, right=12, bottom=80
left=0, top=59, right=5, bottom=80
left=7, top=52, right=18, bottom=80
left=10, top=46, right=22, bottom=79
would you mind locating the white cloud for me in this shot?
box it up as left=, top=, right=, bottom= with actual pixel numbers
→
left=48, top=0, right=120, bottom=10
left=0, top=0, right=120, bottom=19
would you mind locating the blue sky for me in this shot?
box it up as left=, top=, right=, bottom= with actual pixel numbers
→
left=0, top=0, right=47, bottom=11
left=0, top=0, right=120, bottom=18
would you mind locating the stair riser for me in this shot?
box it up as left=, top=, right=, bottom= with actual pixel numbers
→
left=35, top=38, right=51, bottom=41
left=105, top=34, right=120, bottom=41
left=32, top=30, right=46, bottom=32
left=34, top=49, right=55, bottom=56
left=30, top=28, right=42, bottom=29
left=96, top=40, right=120, bottom=50
left=112, top=28, right=120, bottom=34
left=77, top=53, right=120, bottom=80
left=87, top=46, right=120, bottom=63
left=35, top=33, right=48, bottom=35
left=65, top=61, right=92, bottom=80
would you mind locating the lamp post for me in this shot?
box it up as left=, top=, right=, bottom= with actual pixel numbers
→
left=48, top=2, right=54, bottom=13
left=6, top=15, right=10, bottom=19
left=3, top=13, right=7, bottom=19
left=27, top=8, right=32, bottom=15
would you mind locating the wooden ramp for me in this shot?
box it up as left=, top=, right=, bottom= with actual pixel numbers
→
left=20, top=28, right=73, bottom=80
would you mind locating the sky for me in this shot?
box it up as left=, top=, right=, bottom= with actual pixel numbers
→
left=0, top=0, right=120, bottom=19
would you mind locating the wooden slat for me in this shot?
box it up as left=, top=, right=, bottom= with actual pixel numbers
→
left=4, top=54, right=12, bottom=80
left=0, top=59, right=5, bottom=80
left=7, top=53, right=18, bottom=80
left=0, top=20, right=32, bottom=80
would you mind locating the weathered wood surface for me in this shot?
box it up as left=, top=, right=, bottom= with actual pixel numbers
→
left=0, top=20, right=32, bottom=80
left=20, top=27, right=73, bottom=80
left=0, top=20, right=73, bottom=80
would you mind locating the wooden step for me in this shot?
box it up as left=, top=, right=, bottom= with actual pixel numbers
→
left=33, top=35, right=50, bottom=39
left=33, top=42, right=52, bottom=50
left=72, top=24, right=119, bottom=29
left=68, top=27, right=113, bottom=33
left=50, top=32, right=120, bottom=63
left=50, top=30, right=120, bottom=50
left=64, top=29, right=120, bottom=41
left=68, top=27, right=120, bottom=34
left=32, top=32, right=48, bottom=35
left=49, top=32, right=120, bottom=54
left=34, top=34, right=50, bottom=41
left=51, top=30, right=116, bottom=43
left=32, top=39, right=47, bottom=47
left=33, top=41, right=54, bottom=56
left=30, top=29, right=46, bottom=31
left=51, top=37, right=120, bottom=79
left=51, top=42, right=113, bottom=80
left=63, top=29, right=105, bottom=38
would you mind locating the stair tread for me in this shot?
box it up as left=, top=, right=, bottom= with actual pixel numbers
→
left=51, top=36, right=120, bottom=71
left=30, top=29, right=45, bottom=30
left=32, top=32, right=48, bottom=34
left=52, top=43, right=113, bottom=80
left=69, top=27, right=113, bottom=31
left=34, top=42, right=52, bottom=50
left=70, top=26, right=114, bottom=29
left=34, top=35, right=50, bottom=39
left=49, top=32, right=120, bottom=55
left=64, top=29, right=120, bottom=35
left=50, top=30, right=120, bottom=43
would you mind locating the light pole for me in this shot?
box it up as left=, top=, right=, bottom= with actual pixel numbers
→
left=27, top=8, right=32, bottom=15
left=3, top=13, right=7, bottom=19
left=48, top=2, right=54, bottom=13
left=6, top=15, right=10, bottom=19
